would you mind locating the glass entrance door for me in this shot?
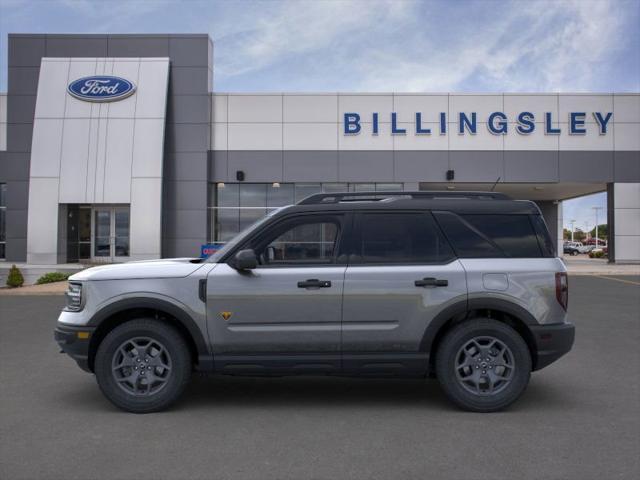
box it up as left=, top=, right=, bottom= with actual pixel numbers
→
left=93, top=206, right=130, bottom=261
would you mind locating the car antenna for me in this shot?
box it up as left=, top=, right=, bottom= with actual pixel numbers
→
left=490, top=176, right=501, bottom=192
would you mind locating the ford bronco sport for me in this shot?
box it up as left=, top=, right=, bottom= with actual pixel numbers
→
left=55, top=191, right=574, bottom=413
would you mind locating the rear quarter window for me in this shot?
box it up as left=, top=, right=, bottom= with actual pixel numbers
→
left=434, top=212, right=544, bottom=258
left=530, top=214, right=556, bottom=257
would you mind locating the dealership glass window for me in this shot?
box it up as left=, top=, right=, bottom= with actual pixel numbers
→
left=209, top=183, right=404, bottom=243
left=267, top=183, right=295, bottom=207
left=114, top=209, right=130, bottom=257
left=322, top=183, right=348, bottom=194
left=0, top=183, right=6, bottom=259
left=294, top=183, right=322, bottom=203
left=213, top=183, right=240, bottom=242
left=239, top=184, right=267, bottom=232
left=78, top=207, right=92, bottom=259
left=66, top=205, right=92, bottom=262
left=351, top=183, right=376, bottom=192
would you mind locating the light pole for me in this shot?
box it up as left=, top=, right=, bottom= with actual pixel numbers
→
left=583, top=222, right=591, bottom=242
left=570, top=219, right=576, bottom=242
left=592, top=206, right=603, bottom=247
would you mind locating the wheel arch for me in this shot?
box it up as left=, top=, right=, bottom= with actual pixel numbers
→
left=86, top=298, right=212, bottom=373
left=422, top=298, right=539, bottom=373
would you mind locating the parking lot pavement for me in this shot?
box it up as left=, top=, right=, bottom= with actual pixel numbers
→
left=1, top=276, right=639, bottom=480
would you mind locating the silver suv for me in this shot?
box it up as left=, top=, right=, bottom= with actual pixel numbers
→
left=55, top=191, right=574, bottom=413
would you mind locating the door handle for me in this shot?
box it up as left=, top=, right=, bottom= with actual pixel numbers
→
left=415, top=277, right=448, bottom=287
left=297, top=279, right=332, bottom=288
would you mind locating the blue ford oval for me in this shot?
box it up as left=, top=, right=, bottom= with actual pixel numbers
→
left=67, top=76, right=136, bottom=102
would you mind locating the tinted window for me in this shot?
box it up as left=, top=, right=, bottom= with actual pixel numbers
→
left=462, top=215, right=542, bottom=258
left=355, top=213, right=454, bottom=264
left=434, top=211, right=503, bottom=258
left=255, top=217, right=341, bottom=265
left=531, top=214, right=555, bottom=257
left=435, top=211, right=543, bottom=258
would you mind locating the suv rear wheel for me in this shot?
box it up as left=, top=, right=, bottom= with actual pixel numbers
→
left=94, top=319, right=192, bottom=413
left=435, top=318, right=531, bottom=412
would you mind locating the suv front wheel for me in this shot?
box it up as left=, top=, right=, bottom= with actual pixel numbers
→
left=94, top=319, right=192, bottom=413
left=435, top=319, right=531, bottom=412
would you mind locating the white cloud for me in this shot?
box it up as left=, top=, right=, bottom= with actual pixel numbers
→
left=213, top=0, right=635, bottom=92
left=0, top=0, right=635, bottom=92
left=213, top=0, right=411, bottom=79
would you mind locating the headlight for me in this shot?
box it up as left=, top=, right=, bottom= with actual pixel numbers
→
left=64, top=282, right=83, bottom=312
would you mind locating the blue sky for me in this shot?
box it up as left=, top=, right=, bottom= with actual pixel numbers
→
left=1, top=0, right=638, bottom=227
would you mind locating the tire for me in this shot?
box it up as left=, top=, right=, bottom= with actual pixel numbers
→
left=95, top=319, right=192, bottom=413
left=435, top=318, right=531, bottom=412
left=572, top=250, right=579, bottom=256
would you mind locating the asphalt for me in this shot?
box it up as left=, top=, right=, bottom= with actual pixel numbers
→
left=1, top=276, right=638, bottom=480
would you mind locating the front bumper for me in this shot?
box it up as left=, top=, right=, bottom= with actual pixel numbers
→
left=54, top=324, right=96, bottom=372
left=530, top=322, right=575, bottom=371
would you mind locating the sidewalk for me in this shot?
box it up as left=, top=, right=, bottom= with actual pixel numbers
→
left=0, top=263, right=85, bottom=286
left=0, top=281, right=69, bottom=295
left=562, top=257, right=640, bottom=276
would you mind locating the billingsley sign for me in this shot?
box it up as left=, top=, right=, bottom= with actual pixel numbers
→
left=343, top=112, right=613, bottom=135
left=67, top=76, right=136, bottom=102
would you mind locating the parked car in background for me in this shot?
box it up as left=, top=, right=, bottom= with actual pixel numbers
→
left=584, top=238, right=607, bottom=246
left=563, top=243, right=581, bottom=256
left=578, top=244, right=595, bottom=254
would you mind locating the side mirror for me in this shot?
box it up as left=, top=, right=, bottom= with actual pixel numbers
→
left=233, top=249, right=258, bottom=271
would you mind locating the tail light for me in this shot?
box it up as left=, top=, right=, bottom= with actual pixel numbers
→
left=555, top=272, right=568, bottom=311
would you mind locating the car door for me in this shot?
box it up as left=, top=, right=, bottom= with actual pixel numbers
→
left=206, top=212, right=350, bottom=374
left=341, top=211, right=467, bottom=375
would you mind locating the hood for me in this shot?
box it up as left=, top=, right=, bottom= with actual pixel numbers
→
left=69, top=258, right=206, bottom=281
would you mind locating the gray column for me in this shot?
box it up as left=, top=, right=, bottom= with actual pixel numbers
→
left=535, top=200, right=562, bottom=257
left=610, top=183, right=640, bottom=263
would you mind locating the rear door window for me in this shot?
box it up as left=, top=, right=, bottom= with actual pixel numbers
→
left=353, top=212, right=455, bottom=264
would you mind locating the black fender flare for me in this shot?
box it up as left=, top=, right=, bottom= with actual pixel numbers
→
left=419, top=300, right=467, bottom=353
left=467, top=297, right=539, bottom=326
left=420, top=297, right=538, bottom=353
left=87, top=297, right=212, bottom=370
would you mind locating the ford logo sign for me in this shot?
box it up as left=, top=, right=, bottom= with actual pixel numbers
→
left=67, top=76, right=136, bottom=102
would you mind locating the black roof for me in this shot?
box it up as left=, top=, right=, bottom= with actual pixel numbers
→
left=277, top=191, right=541, bottom=216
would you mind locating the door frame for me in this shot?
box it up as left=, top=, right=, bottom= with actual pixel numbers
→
left=90, top=205, right=130, bottom=262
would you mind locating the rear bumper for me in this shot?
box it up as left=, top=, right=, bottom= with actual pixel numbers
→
left=54, top=324, right=95, bottom=373
left=530, top=322, right=575, bottom=371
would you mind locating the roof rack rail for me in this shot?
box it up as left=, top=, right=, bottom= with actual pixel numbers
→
left=297, top=191, right=511, bottom=205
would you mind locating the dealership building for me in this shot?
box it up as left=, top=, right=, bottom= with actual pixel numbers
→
left=0, top=33, right=638, bottom=265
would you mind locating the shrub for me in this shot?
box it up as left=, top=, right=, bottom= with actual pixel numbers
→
left=36, top=272, right=73, bottom=285
left=589, top=250, right=605, bottom=259
left=6, top=264, right=24, bottom=288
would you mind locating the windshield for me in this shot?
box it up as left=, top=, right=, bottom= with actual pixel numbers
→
left=206, top=206, right=289, bottom=263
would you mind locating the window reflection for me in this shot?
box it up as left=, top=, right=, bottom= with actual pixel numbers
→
left=209, top=182, right=404, bottom=243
